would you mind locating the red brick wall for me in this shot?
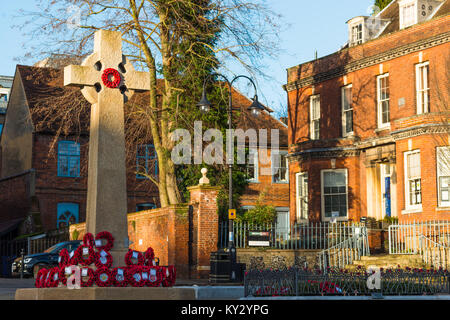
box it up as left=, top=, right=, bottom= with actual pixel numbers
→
left=0, top=170, right=34, bottom=222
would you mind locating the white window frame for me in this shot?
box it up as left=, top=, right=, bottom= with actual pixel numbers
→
left=321, top=169, right=349, bottom=222
left=296, top=172, right=308, bottom=222
left=275, top=207, right=290, bottom=240
left=342, top=84, right=353, bottom=137
left=399, top=0, right=417, bottom=29
left=437, top=146, right=450, bottom=208
left=246, top=148, right=259, bottom=183
left=310, top=95, right=320, bottom=140
left=272, top=150, right=289, bottom=184
left=351, top=23, right=363, bottom=46
left=416, top=61, right=430, bottom=114
left=377, top=73, right=390, bottom=129
left=404, top=150, right=422, bottom=211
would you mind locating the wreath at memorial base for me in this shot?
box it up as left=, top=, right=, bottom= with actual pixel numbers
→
left=145, top=266, right=162, bottom=287
left=83, top=233, right=95, bottom=247
left=58, top=248, right=70, bottom=268
left=58, top=266, right=71, bottom=286
left=80, top=267, right=95, bottom=287
left=101, top=68, right=121, bottom=89
left=95, top=267, right=113, bottom=287
left=94, top=250, right=113, bottom=269
left=125, top=249, right=145, bottom=266
left=46, top=267, right=60, bottom=288
left=126, top=266, right=146, bottom=287
left=94, top=231, right=115, bottom=252
left=162, top=266, right=176, bottom=287
left=144, top=247, right=155, bottom=266
left=112, top=267, right=128, bottom=287
left=35, top=268, right=48, bottom=288
left=68, top=250, right=79, bottom=266
left=75, top=245, right=96, bottom=266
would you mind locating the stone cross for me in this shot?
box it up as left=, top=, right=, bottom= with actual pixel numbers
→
left=64, top=30, right=149, bottom=266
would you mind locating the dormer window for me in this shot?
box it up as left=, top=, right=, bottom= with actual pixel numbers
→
left=347, top=16, right=367, bottom=47
left=351, top=24, right=363, bottom=46
left=400, top=1, right=417, bottom=29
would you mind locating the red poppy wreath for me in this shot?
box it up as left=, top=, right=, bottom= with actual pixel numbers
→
left=35, top=268, right=48, bottom=288
left=94, top=250, right=113, bottom=269
left=144, top=247, right=155, bottom=266
left=101, top=68, right=121, bottom=89
left=145, top=266, right=162, bottom=287
left=46, top=267, right=60, bottom=288
left=58, top=248, right=70, bottom=268
left=94, top=231, right=114, bottom=252
left=125, top=249, right=144, bottom=266
left=112, top=267, right=128, bottom=287
left=75, top=245, right=96, bottom=266
left=95, top=267, right=113, bottom=287
left=83, top=232, right=95, bottom=247
left=126, top=266, right=146, bottom=287
left=80, top=267, right=95, bottom=287
left=162, top=265, right=176, bottom=287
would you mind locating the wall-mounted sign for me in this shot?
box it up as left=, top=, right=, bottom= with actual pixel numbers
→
left=248, top=231, right=270, bottom=247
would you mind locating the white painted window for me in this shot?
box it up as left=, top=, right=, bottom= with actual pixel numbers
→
left=437, top=147, right=450, bottom=207
left=351, top=24, right=363, bottom=46
left=416, top=61, right=430, bottom=114
left=404, top=150, right=422, bottom=209
left=310, top=95, right=320, bottom=140
left=400, top=2, right=417, bottom=29
left=272, top=151, right=289, bottom=183
left=296, top=173, right=308, bottom=221
left=342, top=84, right=353, bottom=136
left=377, top=73, right=390, bottom=128
left=246, top=148, right=258, bottom=182
left=321, top=169, right=348, bottom=221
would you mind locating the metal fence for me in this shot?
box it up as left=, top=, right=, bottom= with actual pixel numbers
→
left=388, top=220, right=450, bottom=269
left=219, top=221, right=368, bottom=250
left=0, top=228, right=69, bottom=277
left=317, top=231, right=370, bottom=270
left=244, top=268, right=450, bottom=297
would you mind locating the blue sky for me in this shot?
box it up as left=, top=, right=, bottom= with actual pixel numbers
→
left=0, top=0, right=375, bottom=114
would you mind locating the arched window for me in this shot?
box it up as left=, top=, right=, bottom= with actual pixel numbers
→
left=57, top=203, right=79, bottom=229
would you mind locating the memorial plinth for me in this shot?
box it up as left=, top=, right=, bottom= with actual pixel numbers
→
left=15, top=287, right=197, bottom=300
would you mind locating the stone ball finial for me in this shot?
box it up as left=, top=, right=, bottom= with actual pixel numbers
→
left=199, top=168, right=210, bottom=185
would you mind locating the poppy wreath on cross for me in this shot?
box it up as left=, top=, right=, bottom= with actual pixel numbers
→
left=35, top=268, right=48, bottom=288
left=101, top=68, right=121, bottom=89
left=111, top=267, right=128, bottom=287
left=68, top=249, right=78, bottom=266
left=162, top=265, right=176, bottom=287
left=80, top=267, right=95, bottom=287
left=75, top=244, right=96, bottom=266
left=46, top=267, right=60, bottom=288
left=83, top=233, right=95, bottom=247
left=144, top=247, right=155, bottom=266
left=58, top=248, right=70, bottom=268
left=126, top=265, right=146, bottom=287
left=144, top=266, right=163, bottom=287
left=125, top=249, right=145, bottom=266
left=94, top=231, right=114, bottom=252
left=94, top=266, right=113, bottom=287
left=94, top=249, right=113, bottom=269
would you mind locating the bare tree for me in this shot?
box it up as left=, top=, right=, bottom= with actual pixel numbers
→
left=17, top=0, right=280, bottom=207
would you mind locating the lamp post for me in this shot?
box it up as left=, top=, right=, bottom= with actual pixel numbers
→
left=197, top=73, right=265, bottom=281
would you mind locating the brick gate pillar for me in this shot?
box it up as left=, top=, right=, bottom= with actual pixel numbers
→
left=188, top=169, right=220, bottom=279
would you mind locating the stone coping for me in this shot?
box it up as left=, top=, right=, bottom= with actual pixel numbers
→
left=15, top=286, right=245, bottom=300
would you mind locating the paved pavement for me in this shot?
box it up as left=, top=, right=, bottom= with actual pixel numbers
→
left=0, top=278, right=35, bottom=300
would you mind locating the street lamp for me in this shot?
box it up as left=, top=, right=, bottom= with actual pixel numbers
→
left=197, top=73, right=265, bottom=281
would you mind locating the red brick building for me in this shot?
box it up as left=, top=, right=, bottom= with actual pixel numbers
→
left=285, top=0, right=449, bottom=223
